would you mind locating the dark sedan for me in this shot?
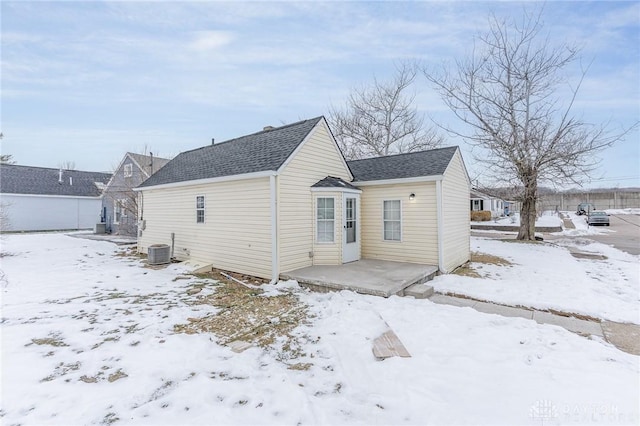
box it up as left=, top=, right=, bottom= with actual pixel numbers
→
left=587, top=211, right=610, bottom=226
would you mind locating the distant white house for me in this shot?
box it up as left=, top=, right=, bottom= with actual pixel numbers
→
left=470, top=189, right=504, bottom=217
left=0, top=164, right=111, bottom=232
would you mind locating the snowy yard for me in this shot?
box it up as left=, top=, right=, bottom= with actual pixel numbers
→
left=434, top=236, right=639, bottom=324
left=471, top=211, right=563, bottom=228
left=1, top=233, right=638, bottom=425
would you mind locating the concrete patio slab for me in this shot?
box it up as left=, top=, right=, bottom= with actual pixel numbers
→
left=280, top=259, right=438, bottom=298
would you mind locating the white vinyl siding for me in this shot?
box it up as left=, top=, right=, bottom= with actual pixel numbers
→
left=138, top=177, right=273, bottom=279
left=196, top=195, right=205, bottom=223
left=316, top=197, right=335, bottom=243
left=383, top=200, right=401, bottom=241
left=441, top=150, right=471, bottom=272
left=360, top=182, right=438, bottom=265
left=0, top=194, right=101, bottom=232
left=278, top=122, right=352, bottom=271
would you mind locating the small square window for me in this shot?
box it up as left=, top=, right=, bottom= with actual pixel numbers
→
left=123, top=163, right=133, bottom=177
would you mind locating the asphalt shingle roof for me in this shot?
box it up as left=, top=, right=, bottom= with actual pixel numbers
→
left=0, top=164, right=111, bottom=197
left=312, top=176, right=360, bottom=190
left=139, top=117, right=323, bottom=188
left=347, top=146, right=458, bottom=182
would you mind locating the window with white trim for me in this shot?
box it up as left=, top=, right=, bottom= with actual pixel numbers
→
left=123, top=163, right=133, bottom=177
left=383, top=200, right=401, bottom=241
left=196, top=196, right=205, bottom=223
left=316, top=197, right=335, bottom=243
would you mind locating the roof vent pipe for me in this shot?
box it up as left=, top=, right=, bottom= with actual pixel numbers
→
left=211, top=138, right=215, bottom=145
left=69, top=176, right=73, bottom=186
left=263, top=126, right=275, bottom=131
left=58, top=168, right=63, bottom=184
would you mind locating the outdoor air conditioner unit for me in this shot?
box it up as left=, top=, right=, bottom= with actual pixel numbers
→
left=147, top=244, right=171, bottom=265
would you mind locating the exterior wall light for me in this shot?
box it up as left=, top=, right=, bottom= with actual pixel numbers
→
left=409, top=193, right=416, bottom=200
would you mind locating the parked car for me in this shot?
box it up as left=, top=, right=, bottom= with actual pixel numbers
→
left=587, top=211, right=610, bottom=226
left=576, top=202, right=595, bottom=215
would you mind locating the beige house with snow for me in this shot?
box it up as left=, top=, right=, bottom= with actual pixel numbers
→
left=136, top=117, right=470, bottom=282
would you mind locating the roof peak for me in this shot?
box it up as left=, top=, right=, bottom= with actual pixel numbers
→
left=181, top=116, right=324, bottom=156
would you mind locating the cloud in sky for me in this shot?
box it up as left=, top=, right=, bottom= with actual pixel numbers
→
left=1, top=1, right=638, bottom=188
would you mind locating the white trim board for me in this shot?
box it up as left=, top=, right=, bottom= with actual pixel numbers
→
left=135, top=170, right=276, bottom=191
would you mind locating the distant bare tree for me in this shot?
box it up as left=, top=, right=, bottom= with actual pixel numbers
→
left=58, top=161, right=76, bottom=170
left=1, top=154, right=15, bottom=164
left=330, top=62, right=443, bottom=160
left=424, top=9, right=635, bottom=240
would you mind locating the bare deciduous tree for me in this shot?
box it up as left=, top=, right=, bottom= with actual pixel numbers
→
left=1, top=154, right=15, bottom=164
left=424, top=9, right=635, bottom=240
left=329, top=62, right=443, bottom=160
left=58, top=161, right=76, bottom=170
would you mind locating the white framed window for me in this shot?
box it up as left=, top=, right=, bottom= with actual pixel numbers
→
left=196, top=195, right=205, bottom=223
left=114, top=199, right=127, bottom=224
left=472, top=199, right=481, bottom=211
left=123, top=163, right=133, bottom=177
left=316, top=197, right=335, bottom=243
left=383, top=200, right=401, bottom=241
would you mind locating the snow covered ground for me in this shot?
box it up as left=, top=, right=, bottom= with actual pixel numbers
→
left=554, top=211, right=616, bottom=236
left=434, top=237, right=639, bottom=324
left=1, top=233, right=638, bottom=425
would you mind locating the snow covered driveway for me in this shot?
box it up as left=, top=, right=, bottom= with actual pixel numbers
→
left=1, top=233, right=638, bottom=425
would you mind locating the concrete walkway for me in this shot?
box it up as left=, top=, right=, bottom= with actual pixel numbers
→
left=429, top=293, right=640, bottom=356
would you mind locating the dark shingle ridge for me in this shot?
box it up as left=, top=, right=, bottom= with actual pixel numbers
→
left=348, top=146, right=458, bottom=182
left=0, top=164, right=112, bottom=197
left=140, top=116, right=324, bottom=188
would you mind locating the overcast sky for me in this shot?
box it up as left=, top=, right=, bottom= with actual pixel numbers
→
left=2, top=1, right=638, bottom=189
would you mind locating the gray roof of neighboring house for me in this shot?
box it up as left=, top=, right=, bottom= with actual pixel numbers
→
left=347, top=146, right=458, bottom=182
left=312, top=176, right=360, bottom=190
left=127, top=153, right=171, bottom=177
left=139, top=117, right=324, bottom=188
left=0, top=164, right=111, bottom=197
left=470, top=188, right=501, bottom=199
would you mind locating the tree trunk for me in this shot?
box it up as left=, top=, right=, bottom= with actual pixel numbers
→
left=517, top=177, right=538, bottom=240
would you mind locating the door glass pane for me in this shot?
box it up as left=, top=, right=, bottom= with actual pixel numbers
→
left=346, top=198, right=356, bottom=243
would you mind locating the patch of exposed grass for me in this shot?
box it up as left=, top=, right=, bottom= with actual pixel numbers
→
left=108, top=369, right=128, bottom=383
left=174, top=272, right=308, bottom=355
left=30, top=334, right=69, bottom=347
left=41, top=361, right=81, bottom=382
left=471, top=251, right=512, bottom=266
left=452, top=251, right=512, bottom=278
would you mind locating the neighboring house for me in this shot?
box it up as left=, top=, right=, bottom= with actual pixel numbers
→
left=470, top=188, right=504, bottom=217
left=102, top=152, right=170, bottom=236
left=0, top=164, right=111, bottom=232
left=136, top=117, right=471, bottom=281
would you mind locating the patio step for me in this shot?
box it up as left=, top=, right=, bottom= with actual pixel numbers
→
left=402, top=283, right=434, bottom=299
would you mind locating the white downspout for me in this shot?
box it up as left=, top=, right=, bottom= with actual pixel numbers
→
left=436, top=179, right=445, bottom=273
left=270, top=175, right=279, bottom=283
